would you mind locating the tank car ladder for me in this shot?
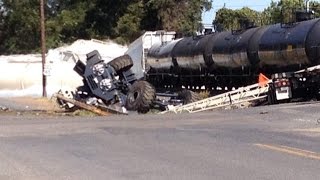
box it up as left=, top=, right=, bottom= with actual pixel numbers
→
left=162, top=80, right=271, bottom=114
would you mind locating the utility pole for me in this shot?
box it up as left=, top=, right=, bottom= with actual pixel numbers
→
left=40, top=0, right=47, bottom=97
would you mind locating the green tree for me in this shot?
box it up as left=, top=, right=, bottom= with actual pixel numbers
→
left=214, top=7, right=260, bottom=31
left=262, top=0, right=306, bottom=24
left=235, top=7, right=261, bottom=27
left=214, top=0, right=319, bottom=30
left=0, top=1, right=6, bottom=52
left=114, top=0, right=212, bottom=43
left=214, top=8, right=237, bottom=30
left=146, top=0, right=212, bottom=36
left=0, top=0, right=213, bottom=53
left=114, top=1, right=145, bottom=43
left=309, top=1, right=320, bottom=17
left=84, top=0, right=132, bottom=39
left=0, top=0, right=43, bottom=54
left=46, top=1, right=95, bottom=44
left=0, top=0, right=96, bottom=53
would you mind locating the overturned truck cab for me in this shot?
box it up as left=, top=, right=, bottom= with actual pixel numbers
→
left=58, top=50, right=156, bottom=114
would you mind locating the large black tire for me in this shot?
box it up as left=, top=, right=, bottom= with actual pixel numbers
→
left=125, top=81, right=156, bottom=114
left=75, top=85, right=91, bottom=99
left=108, top=54, right=133, bottom=73
left=178, top=90, right=201, bottom=104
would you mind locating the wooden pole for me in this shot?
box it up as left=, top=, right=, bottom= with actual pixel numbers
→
left=40, top=0, right=47, bottom=97
left=55, top=94, right=112, bottom=116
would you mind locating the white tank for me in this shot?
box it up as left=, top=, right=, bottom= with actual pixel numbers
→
left=0, top=39, right=128, bottom=97
left=0, top=54, right=82, bottom=97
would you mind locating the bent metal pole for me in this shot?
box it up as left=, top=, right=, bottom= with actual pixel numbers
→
left=40, top=0, right=47, bottom=97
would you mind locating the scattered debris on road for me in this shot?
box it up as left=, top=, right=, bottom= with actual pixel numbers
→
left=55, top=93, right=116, bottom=116
left=0, top=106, right=9, bottom=111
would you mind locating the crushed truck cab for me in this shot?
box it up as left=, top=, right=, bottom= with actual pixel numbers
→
left=57, top=50, right=156, bottom=114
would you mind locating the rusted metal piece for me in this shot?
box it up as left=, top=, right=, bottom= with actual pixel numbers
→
left=55, top=94, right=111, bottom=116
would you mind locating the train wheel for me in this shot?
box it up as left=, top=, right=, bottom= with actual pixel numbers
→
left=178, top=90, right=201, bottom=104
left=125, top=81, right=156, bottom=113
left=108, top=54, right=133, bottom=73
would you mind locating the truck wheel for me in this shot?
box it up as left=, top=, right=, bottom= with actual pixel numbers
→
left=75, top=85, right=91, bottom=99
left=125, top=81, right=156, bottom=113
left=108, top=54, right=133, bottom=73
left=178, top=90, right=201, bottom=104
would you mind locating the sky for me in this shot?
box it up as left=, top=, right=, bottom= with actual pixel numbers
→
left=202, top=0, right=281, bottom=24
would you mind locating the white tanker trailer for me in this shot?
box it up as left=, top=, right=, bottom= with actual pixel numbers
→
left=0, top=53, right=82, bottom=96
left=0, top=39, right=127, bottom=97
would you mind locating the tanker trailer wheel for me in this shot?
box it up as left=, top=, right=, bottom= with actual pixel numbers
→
left=108, top=54, right=133, bottom=73
left=178, top=90, right=201, bottom=104
left=125, top=81, right=156, bottom=114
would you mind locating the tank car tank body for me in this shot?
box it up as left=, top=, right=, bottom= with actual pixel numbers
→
left=146, top=18, right=320, bottom=90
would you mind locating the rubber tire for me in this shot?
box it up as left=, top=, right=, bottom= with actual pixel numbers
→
left=108, top=54, right=133, bottom=73
left=125, top=81, right=156, bottom=114
left=178, top=90, right=201, bottom=104
left=75, top=85, right=91, bottom=99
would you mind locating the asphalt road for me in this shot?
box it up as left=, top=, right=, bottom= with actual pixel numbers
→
left=0, top=101, right=320, bottom=180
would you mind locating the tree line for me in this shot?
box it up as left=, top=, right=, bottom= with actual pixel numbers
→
left=0, top=0, right=211, bottom=54
left=214, top=0, right=320, bottom=31
left=0, top=0, right=319, bottom=55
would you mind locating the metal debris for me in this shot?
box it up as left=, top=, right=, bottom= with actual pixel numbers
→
left=0, top=106, right=9, bottom=111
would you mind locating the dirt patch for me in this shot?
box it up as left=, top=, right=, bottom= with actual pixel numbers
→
left=0, top=96, right=63, bottom=114
left=0, top=96, right=103, bottom=117
left=11, top=97, right=60, bottom=111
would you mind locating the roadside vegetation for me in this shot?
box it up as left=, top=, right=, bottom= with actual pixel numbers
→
left=0, top=0, right=211, bottom=54
left=214, top=0, right=320, bottom=31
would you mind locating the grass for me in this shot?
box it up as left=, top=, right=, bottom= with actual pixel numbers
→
left=198, top=90, right=210, bottom=99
